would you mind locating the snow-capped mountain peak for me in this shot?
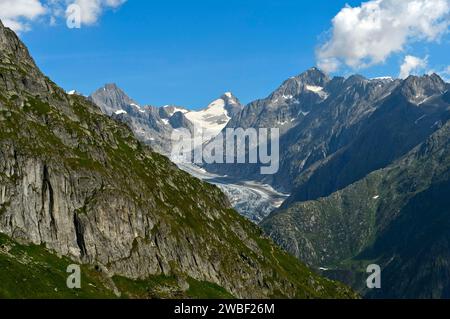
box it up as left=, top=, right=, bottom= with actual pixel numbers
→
left=185, top=93, right=242, bottom=139
left=90, top=85, right=243, bottom=152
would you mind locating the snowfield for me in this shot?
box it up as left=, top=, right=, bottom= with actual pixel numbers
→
left=185, top=97, right=231, bottom=140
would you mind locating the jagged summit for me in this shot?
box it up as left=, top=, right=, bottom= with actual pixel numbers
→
left=90, top=83, right=140, bottom=115
left=221, top=91, right=239, bottom=102
left=219, top=91, right=243, bottom=117
left=0, top=18, right=35, bottom=65
left=296, top=67, right=330, bottom=86
left=103, top=83, right=121, bottom=91
left=399, top=73, right=448, bottom=105
left=268, top=68, right=331, bottom=105
left=344, top=74, right=368, bottom=85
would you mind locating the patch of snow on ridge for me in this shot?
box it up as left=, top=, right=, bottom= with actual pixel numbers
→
left=206, top=98, right=227, bottom=113
left=372, top=76, right=394, bottom=81
left=164, top=106, right=189, bottom=117
left=67, top=90, right=76, bottom=95
left=306, top=85, right=324, bottom=93
left=114, top=110, right=127, bottom=115
left=299, top=111, right=310, bottom=116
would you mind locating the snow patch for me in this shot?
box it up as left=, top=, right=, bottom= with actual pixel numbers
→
left=306, top=85, right=324, bottom=93
left=164, top=106, right=189, bottom=117
left=185, top=97, right=231, bottom=140
left=372, top=76, right=394, bottom=81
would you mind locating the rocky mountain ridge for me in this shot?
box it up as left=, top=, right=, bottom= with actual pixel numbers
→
left=89, top=85, right=243, bottom=154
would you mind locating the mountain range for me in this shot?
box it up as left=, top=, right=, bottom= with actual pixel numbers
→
left=90, top=84, right=242, bottom=155
left=199, top=67, right=450, bottom=298
left=259, top=72, right=450, bottom=298
left=0, top=19, right=355, bottom=299
left=90, top=62, right=450, bottom=298
left=88, top=83, right=290, bottom=222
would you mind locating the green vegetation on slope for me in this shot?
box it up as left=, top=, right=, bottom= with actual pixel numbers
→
left=0, top=233, right=115, bottom=299
left=0, top=233, right=238, bottom=299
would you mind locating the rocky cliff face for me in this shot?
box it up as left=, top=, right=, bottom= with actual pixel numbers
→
left=0, top=20, right=354, bottom=299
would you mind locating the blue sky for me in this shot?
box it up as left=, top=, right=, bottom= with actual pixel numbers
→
left=9, top=0, right=450, bottom=108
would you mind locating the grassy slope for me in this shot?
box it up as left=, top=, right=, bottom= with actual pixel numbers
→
left=0, top=233, right=236, bottom=299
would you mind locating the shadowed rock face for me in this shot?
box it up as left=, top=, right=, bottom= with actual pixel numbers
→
left=0, top=20, right=355, bottom=299
left=204, top=66, right=449, bottom=194
left=262, top=120, right=450, bottom=298
left=258, top=73, right=450, bottom=297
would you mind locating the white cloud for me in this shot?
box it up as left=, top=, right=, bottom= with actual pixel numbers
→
left=317, top=0, right=450, bottom=73
left=0, top=0, right=46, bottom=32
left=440, top=65, right=450, bottom=82
left=399, top=55, right=428, bottom=78
left=67, top=0, right=127, bottom=26
left=0, top=0, right=126, bottom=32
